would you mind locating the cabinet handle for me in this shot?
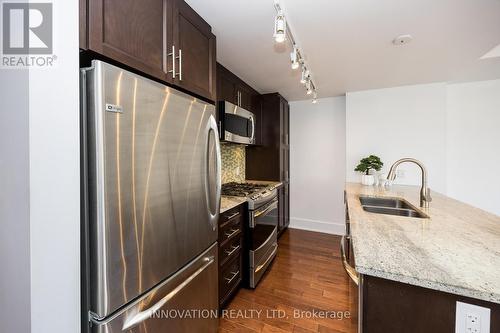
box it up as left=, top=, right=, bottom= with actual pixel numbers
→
left=224, top=271, right=239, bottom=284
left=225, top=212, right=240, bottom=220
left=224, top=244, right=240, bottom=257
left=167, top=45, right=176, bottom=78
left=340, top=236, right=359, bottom=285
left=177, top=49, right=183, bottom=81
left=224, top=228, right=239, bottom=239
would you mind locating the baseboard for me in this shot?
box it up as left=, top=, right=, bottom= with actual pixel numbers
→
left=289, top=217, right=345, bottom=235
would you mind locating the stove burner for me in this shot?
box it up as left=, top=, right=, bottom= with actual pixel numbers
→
left=221, top=182, right=268, bottom=197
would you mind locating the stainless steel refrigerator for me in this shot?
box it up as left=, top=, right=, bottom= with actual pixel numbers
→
left=81, top=60, right=221, bottom=333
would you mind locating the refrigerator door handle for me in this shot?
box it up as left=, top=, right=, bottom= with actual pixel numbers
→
left=205, top=115, right=221, bottom=231
left=121, top=256, right=215, bottom=331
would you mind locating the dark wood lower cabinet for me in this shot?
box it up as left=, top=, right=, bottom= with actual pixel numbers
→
left=278, top=184, right=290, bottom=235
left=362, top=275, right=500, bottom=333
left=218, top=203, right=246, bottom=309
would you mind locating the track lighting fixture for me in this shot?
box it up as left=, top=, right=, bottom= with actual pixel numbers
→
left=273, top=11, right=286, bottom=43
left=273, top=0, right=318, bottom=103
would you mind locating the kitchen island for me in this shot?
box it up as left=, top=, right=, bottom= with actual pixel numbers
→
left=345, top=182, right=500, bottom=332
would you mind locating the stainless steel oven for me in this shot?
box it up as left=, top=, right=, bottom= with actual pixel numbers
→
left=248, top=189, right=278, bottom=288
left=218, top=101, right=256, bottom=145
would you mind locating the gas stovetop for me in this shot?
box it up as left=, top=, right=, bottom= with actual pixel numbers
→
left=221, top=182, right=269, bottom=197
left=222, top=182, right=279, bottom=211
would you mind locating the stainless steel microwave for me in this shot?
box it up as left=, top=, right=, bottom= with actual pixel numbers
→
left=218, top=101, right=256, bottom=145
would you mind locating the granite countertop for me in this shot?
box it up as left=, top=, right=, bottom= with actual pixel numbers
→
left=220, top=180, right=283, bottom=214
left=346, top=182, right=500, bottom=303
left=220, top=196, right=247, bottom=214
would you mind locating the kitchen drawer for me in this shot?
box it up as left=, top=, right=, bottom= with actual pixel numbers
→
left=219, top=205, right=243, bottom=225
left=219, top=255, right=242, bottom=305
left=219, top=235, right=242, bottom=267
left=219, top=214, right=242, bottom=245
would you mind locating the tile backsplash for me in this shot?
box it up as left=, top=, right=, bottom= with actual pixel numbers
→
left=221, top=143, right=245, bottom=184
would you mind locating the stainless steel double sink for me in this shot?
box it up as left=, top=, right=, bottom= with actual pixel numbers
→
left=359, top=196, right=429, bottom=218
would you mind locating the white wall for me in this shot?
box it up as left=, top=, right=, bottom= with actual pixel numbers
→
left=346, top=80, right=500, bottom=217
left=346, top=83, right=448, bottom=194
left=446, top=80, right=500, bottom=216
left=0, top=1, right=81, bottom=332
left=0, top=66, right=31, bottom=333
left=289, top=97, right=346, bottom=235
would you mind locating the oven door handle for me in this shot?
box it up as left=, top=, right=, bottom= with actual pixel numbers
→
left=340, top=235, right=359, bottom=286
left=254, top=199, right=278, bottom=218
left=255, top=242, right=278, bottom=273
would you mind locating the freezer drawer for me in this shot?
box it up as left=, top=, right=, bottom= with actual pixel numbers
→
left=90, top=243, right=218, bottom=333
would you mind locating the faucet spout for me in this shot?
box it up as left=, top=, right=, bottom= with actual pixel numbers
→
left=387, top=158, right=432, bottom=208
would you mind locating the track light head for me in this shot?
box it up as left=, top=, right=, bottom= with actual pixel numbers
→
left=300, top=68, right=310, bottom=84
left=273, top=12, right=286, bottom=43
left=290, top=47, right=300, bottom=69
left=306, top=80, right=313, bottom=95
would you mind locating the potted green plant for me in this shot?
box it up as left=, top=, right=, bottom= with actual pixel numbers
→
left=355, top=155, right=383, bottom=186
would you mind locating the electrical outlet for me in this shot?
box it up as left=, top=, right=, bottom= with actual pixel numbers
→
left=235, top=166, right=240, bottom=176
left=466, top=313, right=480, bottom=333
left=456, top=302, right=490, bottom=333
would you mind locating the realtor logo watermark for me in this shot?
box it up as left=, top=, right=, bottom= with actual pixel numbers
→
left=1, top=1, right=56, bottom=68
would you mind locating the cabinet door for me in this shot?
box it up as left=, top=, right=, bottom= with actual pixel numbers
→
left=278, top=188, right=284, bottom=234
left=237, top=84, right=253, bottom=111
left=172, top=0, right=216, bottom=101
left=284, top=184, right=290, bottom=229
left=80, top=0, right=87, bottom=49
left=218, top=72, right=237, bottom=105
left=88, top=0, right=169, bottom=81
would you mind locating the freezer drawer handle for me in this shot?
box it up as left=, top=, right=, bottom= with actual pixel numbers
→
left=121, top=256, right=215, bottom=331
left=340, top=236, right=359, bottom=285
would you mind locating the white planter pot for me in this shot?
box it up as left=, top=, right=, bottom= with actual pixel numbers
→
left=361, top=174, right=375, bottom=186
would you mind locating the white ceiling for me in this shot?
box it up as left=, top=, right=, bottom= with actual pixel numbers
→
left=186, top=0, right=500, bottom=101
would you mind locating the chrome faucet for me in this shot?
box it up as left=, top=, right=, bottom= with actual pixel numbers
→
left=387, top=158, right=432, bottom=208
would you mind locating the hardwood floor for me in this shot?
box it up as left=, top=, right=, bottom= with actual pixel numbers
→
left=218, top=229, right=358, bottom=333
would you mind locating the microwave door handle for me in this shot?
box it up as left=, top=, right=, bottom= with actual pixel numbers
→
left=249, top=115, right=255, bottom=143
left=122, top=256, right=215, bottom=331
left=204, top=115, right=221, bottom=231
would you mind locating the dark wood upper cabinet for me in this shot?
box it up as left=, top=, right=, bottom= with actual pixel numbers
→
left=87, top=0, right=169, bottom=82
left=172, top=0, right=216, bottom=101
left=237, top=83, right=253, bottom=111
left=246, top=93, right=289, bottom=182
left=83, top=0, right=216, bottom=101
left=217, top=67, right=238, bottom=106
left=79, top=0, right=87, bottom=49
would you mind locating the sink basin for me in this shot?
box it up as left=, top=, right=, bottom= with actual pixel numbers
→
left=362, top=206, right=428, bottom=218
left=359, top=196, right=413, bottom=209
left=359, top=196, right=429, bottom=219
